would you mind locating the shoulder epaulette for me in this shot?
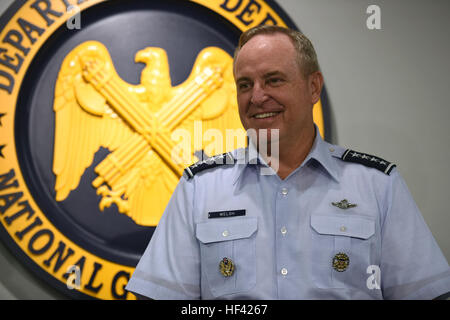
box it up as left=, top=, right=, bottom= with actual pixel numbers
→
left=184, top=152, right=235, bottom=179
left=341, top=149, right=396, bottom=175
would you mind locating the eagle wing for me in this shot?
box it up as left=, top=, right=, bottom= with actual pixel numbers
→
left=163, top=47, right=245, bottom=165
left=195, top=49, right=246, bottom=157
left=53, top=41, right=138, bottom=201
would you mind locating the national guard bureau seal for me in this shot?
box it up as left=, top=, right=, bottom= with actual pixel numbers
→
left=0, top=0, right=331, bottom=299
left=332, top=252, right=350, bottom=272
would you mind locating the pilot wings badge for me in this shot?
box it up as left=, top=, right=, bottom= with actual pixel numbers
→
left=52, top=41, right=242, bottom=226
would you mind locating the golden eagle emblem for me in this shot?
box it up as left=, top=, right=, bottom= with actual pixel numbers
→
left=52, top=41, right=243, bottom=226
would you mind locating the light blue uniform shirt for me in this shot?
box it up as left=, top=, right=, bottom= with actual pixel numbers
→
left=126, top=129, right=450, bottom=299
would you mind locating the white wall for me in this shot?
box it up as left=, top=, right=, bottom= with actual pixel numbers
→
left=0, top=0, right=448, bottom=299
left=280, top=0, right=450, bottom=263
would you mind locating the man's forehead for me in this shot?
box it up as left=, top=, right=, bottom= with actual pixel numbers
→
left=235, top=70, right=286, bottom=83
left=234, top=34, right=297, bottom=77
left=240, top=32, right=294, bottom=53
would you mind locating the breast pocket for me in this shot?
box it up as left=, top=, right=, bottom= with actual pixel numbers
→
left=310, top=215, right=375, bottom=289
left=196, top=217, right=257, bottom=297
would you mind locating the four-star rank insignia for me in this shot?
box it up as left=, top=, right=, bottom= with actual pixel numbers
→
left=341, top=149, right=396, bottom=175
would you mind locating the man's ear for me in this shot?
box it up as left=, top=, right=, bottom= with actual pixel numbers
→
left=309, top=71, right=324, bottom=105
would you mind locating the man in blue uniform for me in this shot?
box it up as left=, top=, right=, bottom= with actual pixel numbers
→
left=125, top=26, right=450, bottom=299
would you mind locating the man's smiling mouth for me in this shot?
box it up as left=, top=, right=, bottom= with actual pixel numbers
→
left=253, top=112, right=281, bottom=119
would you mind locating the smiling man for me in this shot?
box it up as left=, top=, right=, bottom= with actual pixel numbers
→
left=233, top=27, right=322, bottom=179
left=126, top=26, right=450, bottom=300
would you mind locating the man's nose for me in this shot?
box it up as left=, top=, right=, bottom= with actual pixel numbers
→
left=250, top=83, right=268, bottom=105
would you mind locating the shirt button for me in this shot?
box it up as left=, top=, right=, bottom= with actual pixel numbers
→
left=222, top=230, right=229, bottom=237
left=281, top=188, right=288, bottom=195
left=281, top=268, right=288, bottom=276
left=281, top=226, right=287, bottom=235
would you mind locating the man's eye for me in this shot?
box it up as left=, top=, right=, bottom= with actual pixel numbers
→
left=238, top=82, right=251, bottom=90
left=268, top=78, right=282, bottom=85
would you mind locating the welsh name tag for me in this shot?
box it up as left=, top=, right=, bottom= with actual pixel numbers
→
left=208, top=209, right=246, bottom=219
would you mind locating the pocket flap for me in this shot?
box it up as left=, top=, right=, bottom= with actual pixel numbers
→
left=311, top=215, right=375, bottom=239
left=196, top=217, right=257, bottom=244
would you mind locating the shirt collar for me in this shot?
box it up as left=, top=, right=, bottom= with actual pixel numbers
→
left=232, top=124, right=340, bottom=185
left=302, top=126, right=340, bottom=182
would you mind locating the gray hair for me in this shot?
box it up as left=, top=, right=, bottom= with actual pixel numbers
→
left=233, top=25, right=320, bottom=77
